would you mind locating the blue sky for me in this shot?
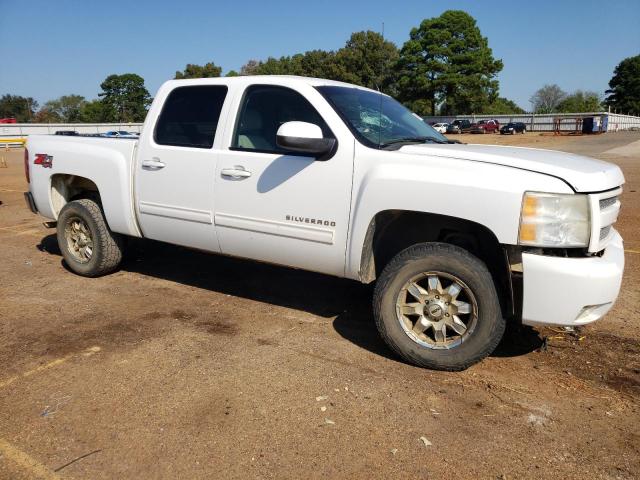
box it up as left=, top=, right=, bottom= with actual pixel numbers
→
left=1, top=0, right=639, bottom=110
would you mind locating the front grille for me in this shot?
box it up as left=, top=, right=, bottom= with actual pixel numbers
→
left=600, top=196, right=618, bottom=210
left=590, top=188, right=621, bottom=252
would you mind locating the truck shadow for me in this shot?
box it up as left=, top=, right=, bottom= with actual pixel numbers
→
left=37, top=234, right=541, bottom=362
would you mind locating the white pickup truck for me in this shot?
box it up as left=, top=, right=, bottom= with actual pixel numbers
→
left=23, top=76, right=625, bottom=370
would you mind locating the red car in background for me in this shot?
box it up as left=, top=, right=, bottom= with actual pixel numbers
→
left=470, top=119, right=500, bottom=133
left=0, top=118, right=17, bottom=123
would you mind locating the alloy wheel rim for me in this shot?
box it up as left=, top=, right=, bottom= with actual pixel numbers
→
left=395, top=271, right=478, bottom=350
left=65, top=217, right=94, bottom=263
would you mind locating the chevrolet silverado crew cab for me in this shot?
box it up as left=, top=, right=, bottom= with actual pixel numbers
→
left=23, top=76, right=625, bottom=371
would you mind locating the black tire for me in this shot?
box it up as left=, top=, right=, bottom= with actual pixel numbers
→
left=57, top=198, right=124, bottom=277
left=373, top=243, right=505, bottom=371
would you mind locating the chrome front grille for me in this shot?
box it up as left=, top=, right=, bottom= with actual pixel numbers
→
left=599, top=225, right=612, bottom=241
left=599, top=196, right=618, bottom=210
left=589, top=188, right=622, bottom=252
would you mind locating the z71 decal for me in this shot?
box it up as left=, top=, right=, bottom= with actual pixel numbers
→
left=34, top=154, right=53, bottom=168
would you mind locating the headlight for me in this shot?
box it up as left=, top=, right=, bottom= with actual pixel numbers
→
left=519, top=192, right=590, bottom=247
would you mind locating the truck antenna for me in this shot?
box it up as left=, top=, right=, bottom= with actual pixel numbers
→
left=377, top=22, right=385, bottom=147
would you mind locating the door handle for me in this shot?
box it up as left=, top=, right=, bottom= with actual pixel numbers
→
left=221, top=166, right=252, bottom=179
left=141, top=159, right=166, bottom=169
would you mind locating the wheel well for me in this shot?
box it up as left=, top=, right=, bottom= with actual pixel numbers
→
left=360, top=210, right=513, bottom=317
left=51, top=174, right=101, bottom=217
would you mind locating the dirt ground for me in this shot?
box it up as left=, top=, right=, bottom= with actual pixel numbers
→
left=0, top=132, right=638, bottom=480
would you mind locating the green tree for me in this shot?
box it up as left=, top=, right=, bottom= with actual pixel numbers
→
left=241, top=50, right=341, bottom=79
left=43, top=94, right=87, bottom=122
left=236, top=32, right=397, bottom=93
left=334, top=31, right=399, bottom=93
left=98, top=73, right=151, bottom=122
left=0, top=94, right=39, bottom=122
left=225, top=70, right=239, bottom=77
left=293, top=50, right=341, bottom=78
left=482, top=97, right=526, bottom=115
left=250, top=55, right=296, bottom=75
left=605, top=54, right=640, bottom=115
left=239, top=59, right=260, bottom=76
left=556, top=90, right=602, bottom=113
left=397, top=10, right=503, bottom=116
left=175, top=62, right=222, bottom=79
left=79, top=99, right=112, bottom=123
left=402, top=98, right=434, bottom=117
left=34, top=107, right=61, bottom=123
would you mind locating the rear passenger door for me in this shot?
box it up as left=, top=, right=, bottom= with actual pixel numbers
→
left=135, top=85, right=228, bottom=251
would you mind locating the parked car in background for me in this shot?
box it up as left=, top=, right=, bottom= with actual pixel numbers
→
left=447, top=119, right=472, bottom=134
left=500, top=122, right=527, bottom=134
left=431, top=122, right=448, bottom=134
left=55, top=130, right=80, bottom=136
left=470, top=119, right=500, bottom=134
left=101, top=130, right=140, bottom=138
left=0, top=117, right=17, bottom=124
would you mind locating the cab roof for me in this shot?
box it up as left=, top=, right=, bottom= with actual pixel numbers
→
left=163, top=75, right=380, bottom=93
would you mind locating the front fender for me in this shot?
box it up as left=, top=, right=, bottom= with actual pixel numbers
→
left=345, top=149, right=573, bottom=280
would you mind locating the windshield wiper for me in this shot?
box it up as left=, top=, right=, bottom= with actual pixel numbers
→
left=380, top=137, right=447, bottom=148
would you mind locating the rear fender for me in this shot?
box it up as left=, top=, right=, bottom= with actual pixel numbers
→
left=28, top=137, right=140, bottom=237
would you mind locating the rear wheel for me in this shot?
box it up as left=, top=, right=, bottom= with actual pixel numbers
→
left=373, top=243, right=505, bottom=370
left=57, top=199, right=124, bottom=277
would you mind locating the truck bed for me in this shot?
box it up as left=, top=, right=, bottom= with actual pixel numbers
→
left=26, top=134, right=141, bottom=237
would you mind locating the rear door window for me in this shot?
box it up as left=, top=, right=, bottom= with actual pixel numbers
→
left=155, top=86, right=228, bottom=149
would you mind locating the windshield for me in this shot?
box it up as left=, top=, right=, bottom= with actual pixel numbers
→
left=316, top=86, right=447, bottom=148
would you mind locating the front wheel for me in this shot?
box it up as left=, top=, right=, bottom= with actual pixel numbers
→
left=57, top=198, right=124, bottom=277
left=373, top=243, right=505, bottom=371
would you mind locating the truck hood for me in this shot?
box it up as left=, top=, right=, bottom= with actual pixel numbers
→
left=399, top=143, right=624, bottom=192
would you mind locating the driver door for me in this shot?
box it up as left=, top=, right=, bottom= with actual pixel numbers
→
left=213, top=84, right=354, bottom=276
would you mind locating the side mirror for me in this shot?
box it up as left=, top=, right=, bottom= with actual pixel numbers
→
left=276, top=121, right=336, bottom=159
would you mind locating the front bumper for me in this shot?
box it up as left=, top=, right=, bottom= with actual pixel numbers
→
left=521, top=230, right=624, bottom=327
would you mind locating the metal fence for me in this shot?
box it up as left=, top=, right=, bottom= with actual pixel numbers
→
left=422, top=112, right=640, bottom=132
left=606, top=113, right=640, bottom=131
left=1, top=113, right=639, bottom=140
left=0, top=122, right=143, bottom=136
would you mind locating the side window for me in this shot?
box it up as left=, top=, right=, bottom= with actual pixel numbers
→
left=155, top=85, right=227, bottom=149
left=232, top=85, right=332, bottom=153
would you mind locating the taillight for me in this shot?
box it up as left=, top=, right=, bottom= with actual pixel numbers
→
left=24, top=148, right=30, bottom=183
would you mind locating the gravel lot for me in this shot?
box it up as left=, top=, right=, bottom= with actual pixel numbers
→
left=1, top=132, right=639, bottom=479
